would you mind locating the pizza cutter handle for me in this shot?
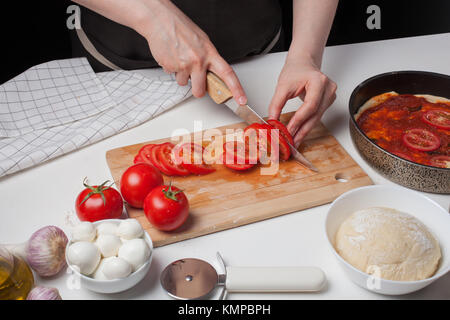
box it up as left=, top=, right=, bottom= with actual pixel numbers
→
left=225, top=266, right=326, bottom=293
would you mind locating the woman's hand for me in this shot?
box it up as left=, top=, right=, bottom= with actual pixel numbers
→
left=136, top=0, right=247, bottom=103
left=268, top=56, right=337, bottom=147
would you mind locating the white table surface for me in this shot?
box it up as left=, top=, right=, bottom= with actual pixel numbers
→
left=1, top=33, right=449, bottom=300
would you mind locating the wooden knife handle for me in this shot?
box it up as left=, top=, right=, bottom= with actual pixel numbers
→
left=206, top=72, right=233, bottom=104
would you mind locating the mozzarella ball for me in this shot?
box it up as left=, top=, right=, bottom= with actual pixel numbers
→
left=96, top=234, right=122, bottom=258
left=72, top=221, right=96, bottom=242
left=117, top=219, right=144, bottom=240
left=102, top=257, right=132, bottom=280
left=67, top=241, right=101, bottom=275
left=118, top=239, right=151, bottom=271
left=96, top=222, right=118, bottom=236
left=93, top=257, right=115, bottom=280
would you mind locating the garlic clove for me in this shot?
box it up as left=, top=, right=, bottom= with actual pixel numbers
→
left=96, top=222, right=118, bottom=236
left=72, top=221, right=96, bottom=242
left=67, top=241, right=100, bottom=275
left=118, top=238, right=150, bottom=271
left=95, top=234, right=122, bottom=258
left=27, top=286, right=62, bottom=300
left=92, top=257, right=115, bottom=280
left=102, top=257, right=132, bottom=280
left=117, top=219, right=144, bottom=240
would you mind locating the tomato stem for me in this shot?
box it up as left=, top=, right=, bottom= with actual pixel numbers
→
left=80, top=178, right=113, bottom=206
left=162, top=181, right=182, bottom=202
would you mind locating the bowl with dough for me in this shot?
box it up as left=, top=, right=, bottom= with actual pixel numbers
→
left=66, top=219, right=153, bottom=294
left=325, top=185, right=450, bottom=295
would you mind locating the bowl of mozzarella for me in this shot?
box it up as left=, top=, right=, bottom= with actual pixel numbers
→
left=66, top=219, right=153, bottom=293
left=325, top=185, right=450, bottom=295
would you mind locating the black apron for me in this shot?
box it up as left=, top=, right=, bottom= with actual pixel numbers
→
left=71, top=0, right=283, bottom=72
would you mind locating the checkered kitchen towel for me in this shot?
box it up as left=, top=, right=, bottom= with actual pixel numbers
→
left=0, top=58, right=191, bottom=177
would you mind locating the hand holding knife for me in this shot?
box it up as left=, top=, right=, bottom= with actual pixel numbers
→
left=205, top=72, right=318, bottom=172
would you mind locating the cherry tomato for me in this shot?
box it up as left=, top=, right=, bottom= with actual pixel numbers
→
left=143, top=184, right=189, bottom=231
left=173, top=143, right=216, bottom=175
left=422, top=110, right=450, bottom=130
left=120, top=163, right=164, bottom=208
left=430, top=155, right=450, bottom=168
left=75, top=178, right=123, bottom=222
left=158, top=143, right=190, bottom=176
left=267, top=119, right=294, bottom=146
left=402, top=128, right=441, bottom=152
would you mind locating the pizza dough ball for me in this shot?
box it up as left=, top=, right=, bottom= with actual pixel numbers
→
left=335, top=207, right=441, bottom=281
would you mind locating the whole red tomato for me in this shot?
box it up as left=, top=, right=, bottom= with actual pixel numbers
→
left=120, top=163, right=164, bottom=208
left=143, top=183, right=189, bottom=231
left=75, top=179, right=123, bottom=222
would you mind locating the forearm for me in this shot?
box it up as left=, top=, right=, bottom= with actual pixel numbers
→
left=288, top=0, right=338, bottom=67
left=71, top=0, right=169, bottom=39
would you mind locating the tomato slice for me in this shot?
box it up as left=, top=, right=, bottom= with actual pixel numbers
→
left=173, top=143, right=216, bottom=175
left=422, top=110, right=450, bottom=130
left=158, top=143, right=191, bottom=176
left=223, top=140, right=259, bottom=165
left=133, top=154, right=145, bottom=164
left=402, top=129, right=441, bottom=152
left=429, top=155, right=450, bottom=168
left=222, top=153, right=255, bottom=171
left=138, top=144, right=157, bottom=165
left=149, top=144, right=175, bottom=176
left=267, top=119, right=294, bottom=146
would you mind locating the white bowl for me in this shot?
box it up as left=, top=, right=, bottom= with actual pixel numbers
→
left=66, top=219, right=153, bottom=294
left=325, top=185, right=450, bottom=295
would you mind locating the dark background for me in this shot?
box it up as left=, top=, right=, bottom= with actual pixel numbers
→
left=1, top=0, right=449, bottom=84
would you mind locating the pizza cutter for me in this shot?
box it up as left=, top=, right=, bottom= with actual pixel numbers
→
left=160, top=252, right=326, bottom=300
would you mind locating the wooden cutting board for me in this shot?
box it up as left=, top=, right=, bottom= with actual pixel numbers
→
left=106, top=112, right=372, bottom=247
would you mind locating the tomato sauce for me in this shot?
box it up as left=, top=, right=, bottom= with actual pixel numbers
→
left=356, top=94, right=450, bottom=168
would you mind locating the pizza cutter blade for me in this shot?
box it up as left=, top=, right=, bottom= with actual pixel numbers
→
left=160, top=252, right=327, bottom=300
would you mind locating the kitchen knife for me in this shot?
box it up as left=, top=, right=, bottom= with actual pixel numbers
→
left=206, top=72, right=318, bottom=172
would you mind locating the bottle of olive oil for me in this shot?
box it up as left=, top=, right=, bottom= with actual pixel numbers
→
left=0, top=246, right=34, bottom=300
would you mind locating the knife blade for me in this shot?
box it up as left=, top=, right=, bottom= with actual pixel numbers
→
left=206, top=72, right=318, bottom=172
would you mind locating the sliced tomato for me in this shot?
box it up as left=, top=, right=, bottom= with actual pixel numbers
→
left=222, top=153, right=255, bottom=171
left=429, top=155, right=450, bottom=168
left=267, top=119, right=294, bottom=146
left=149, top=144, right=174, bottom=176
left=133, top=154, right=145, bottom=164
left=158, top=143, right=191, bottom=176
left=402, top=129, right=441, bottom=152
left=422, top=110, right=450, bottom=130
left=138, top=144, right=157, bottom=165
left=173, top=142, right=216, bottom=175
left=223, top=140, right=259, bottom=165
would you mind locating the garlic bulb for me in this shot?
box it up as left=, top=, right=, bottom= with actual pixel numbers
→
left=27, top=226, right=68, bottom=277
left=6, top=226, right=68, bottom=277
left=27, top=286, right=62, bottom=300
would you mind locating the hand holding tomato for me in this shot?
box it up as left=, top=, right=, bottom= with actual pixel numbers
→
left=120, top=163, right=164, bottom=208
left=75, top=178, right=124, bottom=222
left=143, top=183, right=189, bottom=231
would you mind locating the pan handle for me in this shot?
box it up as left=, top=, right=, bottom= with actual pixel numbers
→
left=225, top=266, right=326, bottom=293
